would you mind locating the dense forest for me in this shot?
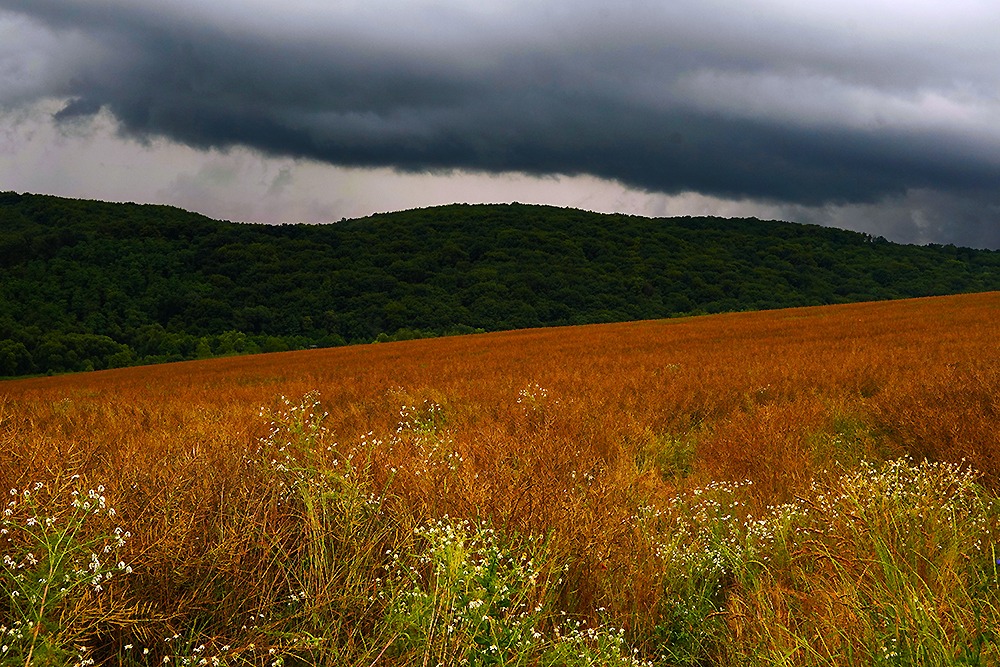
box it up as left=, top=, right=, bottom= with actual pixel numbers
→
left=2, top=191, right=999, bottom=377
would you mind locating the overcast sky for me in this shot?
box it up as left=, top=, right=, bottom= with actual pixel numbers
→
left=2, top=0, right=999, bottom=248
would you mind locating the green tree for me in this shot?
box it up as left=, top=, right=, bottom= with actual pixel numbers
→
left=0, top=340, right=33, bottom=376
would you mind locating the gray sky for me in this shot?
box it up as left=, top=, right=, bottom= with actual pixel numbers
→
left=2, top=0, right=999, bottom=248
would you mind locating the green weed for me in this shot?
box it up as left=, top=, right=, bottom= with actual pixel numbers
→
left=388, top=517, right=555, bottom=666
left=725, top=458, right=1000, bottom=666
left=1, top=478, right=130, bottom=666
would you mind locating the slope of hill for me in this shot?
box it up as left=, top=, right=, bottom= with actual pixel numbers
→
left=2, top=191, right=999, bottom=376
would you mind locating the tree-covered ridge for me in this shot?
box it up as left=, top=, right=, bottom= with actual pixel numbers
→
left=2, top=191, right=999, bottom=377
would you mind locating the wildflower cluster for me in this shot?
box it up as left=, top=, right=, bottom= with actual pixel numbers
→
left=257, top=390, right=389, bottom=647
left=641, top=480, right=756, bottom=577
left=394, top=400, right=463, bottom=476
left=160, top=634, right=236, bottom=667
left=396, top=399, right=447, bottom=437
left=1, top=478, right=131, bottom=666
left=391, top=517, right=552, bottom=665
left=633, top=481, right=749, bottom=663
left=516, top=383, right=550, bottom=409
left=546, top=619, right=654, bottom=667
left=516, top=383, right=560, bottom=416
left=814, top=457, right=989, bottom=539
left=258, top=390, right=331, bottom=477
left=633, top=478, right=814, bottom=663
left=516, top=383, right=560, bottom=434
left=686, top=458, right=1000, bottom=666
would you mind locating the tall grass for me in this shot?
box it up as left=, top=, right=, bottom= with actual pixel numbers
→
left=1, top=478, right=133, bottom=666
left=0, top=292, right=998, bottom=664
left=723, top=459, right=1000, bottom=666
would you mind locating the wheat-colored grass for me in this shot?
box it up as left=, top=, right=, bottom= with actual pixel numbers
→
left=1, top=292, right=998, bottom=664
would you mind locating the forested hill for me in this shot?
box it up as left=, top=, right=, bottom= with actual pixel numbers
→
left=2, top=191, right=999, bottom=377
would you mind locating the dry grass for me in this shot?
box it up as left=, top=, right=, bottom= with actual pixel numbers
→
left=1, top=292, right=998, bottom=664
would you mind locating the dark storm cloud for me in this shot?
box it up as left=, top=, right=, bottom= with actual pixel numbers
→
left=2, top=0, right=1000, bottom=246
left=53, top=97, right=103, bottom=120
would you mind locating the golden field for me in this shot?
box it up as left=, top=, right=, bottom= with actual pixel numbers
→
left=1, top=292, right=999, bottom=665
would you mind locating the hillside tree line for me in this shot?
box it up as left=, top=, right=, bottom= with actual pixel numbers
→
left=2, top=192, right=998, bottom=376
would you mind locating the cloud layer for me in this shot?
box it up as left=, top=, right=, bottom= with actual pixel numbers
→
left=2, top=0, right=999, bottom=247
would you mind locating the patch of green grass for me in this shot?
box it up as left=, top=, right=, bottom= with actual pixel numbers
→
left=634, top=430, right=697, bottom=481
